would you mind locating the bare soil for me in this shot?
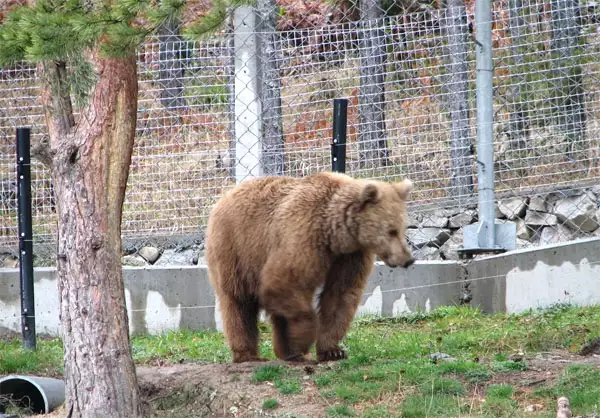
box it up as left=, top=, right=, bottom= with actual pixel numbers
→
left=31, top=349, right=600, bottom=418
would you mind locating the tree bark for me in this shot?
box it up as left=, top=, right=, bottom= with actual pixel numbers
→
left=507, top=0, right=529, bottom=151
left=550, top=0, right=586, bottom=159
left=156, top=16, right=188, bottom=110
left=256, top=0, right=284, bottom=176
left=39, top=46, right=141, bottom=418
left=358, top=0, right=391, bottom=170
left=445, top=0, right=474, bottom=197
left=505, top=0, right=530, bottom=177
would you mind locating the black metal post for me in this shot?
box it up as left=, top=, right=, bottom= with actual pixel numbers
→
left=16, top=127, right=36, bottom=350
left=331, top=98, right=348, bottom=173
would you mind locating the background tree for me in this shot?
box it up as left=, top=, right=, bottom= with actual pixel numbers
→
left=444, top=0, right=474, bottom=198
left=256, top=0, right=284, bottom=176
left=550, top=0, right=586, bottom=160
left=156, top=14, right=188, bottom=110
left=0, top=1, right=184, bottom=416
left=358, top=0, right=391, bottom=169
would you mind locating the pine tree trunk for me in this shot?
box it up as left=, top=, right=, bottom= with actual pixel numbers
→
left=358, top=0, right=391, bottom=170
left=445, top=0, right=474, bottom=198
left=39, top=47, right=142, bottom=418
left=256, top=0, right=284, bottom=176
left=506, top=0, right=530, bottom=177
left=550, top=0, right=586, bottom=160
left=157, top=16, right=187, bottom=110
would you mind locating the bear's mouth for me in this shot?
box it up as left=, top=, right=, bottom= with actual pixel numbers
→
left=382, top=256, right=415, bottom=269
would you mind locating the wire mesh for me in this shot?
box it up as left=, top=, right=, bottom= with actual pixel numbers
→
left=0, top=0, right=599, bottom=262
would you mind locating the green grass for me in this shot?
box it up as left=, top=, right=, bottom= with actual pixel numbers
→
left=251, top=364, right=303, bottom=395
left=251, top=365, right=286, bottom=382
left=1, top=303, right=600, bottom=417
left=327, top=404, right=356, bottom=417
left=262, top=398, right=279, bottom=409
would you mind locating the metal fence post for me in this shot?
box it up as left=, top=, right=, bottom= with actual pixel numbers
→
left=16, top=127, right=36, bottom=350
left=331, top=98, right=347, bottom=173
left=234, top=6, right=262, bottom=183
left=458, top=0, right=516, bottom=259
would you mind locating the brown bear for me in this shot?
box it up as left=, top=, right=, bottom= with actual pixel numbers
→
left=205, top=171, right=414, bottom=363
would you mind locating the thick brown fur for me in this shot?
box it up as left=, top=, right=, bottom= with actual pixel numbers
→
left=205, top=172, right=414, bottom=363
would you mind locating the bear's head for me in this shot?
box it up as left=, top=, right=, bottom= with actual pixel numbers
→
left=353, top=179, right=414, bottom=268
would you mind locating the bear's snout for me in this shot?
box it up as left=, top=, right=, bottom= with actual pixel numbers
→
left=384, top=258, right=414, bottom=269
left=381, top=254, right=414, bottom=269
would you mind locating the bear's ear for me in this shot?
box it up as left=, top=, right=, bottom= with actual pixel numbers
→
left=359, top=183, right=380, bottom=209
left=394, top=179, right=413, bottom=200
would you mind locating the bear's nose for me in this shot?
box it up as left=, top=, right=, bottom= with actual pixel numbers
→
left=403, top=258, right=415, bottom=268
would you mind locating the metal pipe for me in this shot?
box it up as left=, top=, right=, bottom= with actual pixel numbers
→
left=475, top=0, right=496, bottom=249
left=16, top=127, right=36, bottom=350
left=332, top=98, right=348, bottom=173
left=0, top=375, right=65, bottom=414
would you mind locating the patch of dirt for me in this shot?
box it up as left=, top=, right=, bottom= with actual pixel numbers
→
left=136, top=360, right=332, bottom=417
left=30, top=350, right=600, bottom=418
left=485, top=349, right=600, bottom=389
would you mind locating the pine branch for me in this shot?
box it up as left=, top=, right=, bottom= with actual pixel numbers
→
left=183, top=0, right=256, bottom=40
left=0, top=0, right=185, bottom=107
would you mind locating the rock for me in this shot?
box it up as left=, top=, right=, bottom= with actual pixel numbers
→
left=196, top=252, right=207, bottom=265
left=138, top=246, right=161, bottom=264
left=528, top=196, right=548, bottom=212
left=420, top=214, right=448, bottom=228
left=589, top=184, right=600, bottom=196
left=498, top=197, right=528, bottom=220
left=448, top=210, right=476, bottom=229
left=122, top=255, right=147, bottom=267
left=154, top=249, right=197, bottom=266
left=524, top=404, right=544, bottom=412
left=413, top=246, right=441, bottom=260
left=553, top=192, right=599, bottom=232
left=579, top=337, right=600, bottom=356
left=406, top=228, right=451, bottom=249
left=407, top=213, right=421, bottom=228
left=508, top=353, right=524, bottom=362
left=428, top=352, right=457, bottom=362
left=122, top=244, right=137, bottom=256
left=525, top=210, right=558, bottom=226
left=556, top=397, right=572, bottom=418
left=516, top=238, right=533, bottom=249
left=440, top=228, right=464, bottom=260
left=0, top=256, right=18, bottom=268
left=539, top=225, right=575, bottom=246
left=495, top=202, right=505, bottom=219
left=516, top=220, right=531, bottom=240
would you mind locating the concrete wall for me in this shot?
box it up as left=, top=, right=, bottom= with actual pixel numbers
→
left=467, top=237, right=600, bottom=314
left=1, top=237, right=599, bottom=337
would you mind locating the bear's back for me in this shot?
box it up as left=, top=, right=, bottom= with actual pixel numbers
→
left=205, top=173, right=349, bottom=291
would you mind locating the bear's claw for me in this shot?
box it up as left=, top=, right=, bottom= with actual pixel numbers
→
left=317, top=348, right=347, bottom=362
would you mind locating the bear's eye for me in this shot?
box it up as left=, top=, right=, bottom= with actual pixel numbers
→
left=389, top=229, right=398, bottom=237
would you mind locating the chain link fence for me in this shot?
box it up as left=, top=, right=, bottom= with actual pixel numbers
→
left=1, top=0, right=600, bottom=262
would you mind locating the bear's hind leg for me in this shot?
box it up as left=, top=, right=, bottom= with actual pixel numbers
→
left=316, top=253, right=373, bottom=362
left=218, top=293, right=264, bottom=363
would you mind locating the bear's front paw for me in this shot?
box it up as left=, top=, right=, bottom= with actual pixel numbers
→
left=317, top=347, right=347, bottom=362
